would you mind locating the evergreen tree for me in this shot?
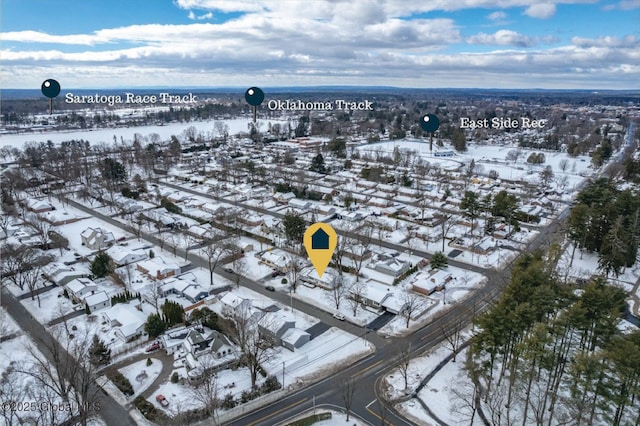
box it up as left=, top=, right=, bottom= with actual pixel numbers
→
left=310, top=153, right=327, bottom=174
left=431, top=251, right=448, bottom=269
left=89, top=334, right=111, bottom=366
left=144, top=313, right=167, bottom=338
left=282, top=210, right=306, bottom=244
left=90, top=252, right=114, bottom=278
left=162, top=300, right=184, bottom=326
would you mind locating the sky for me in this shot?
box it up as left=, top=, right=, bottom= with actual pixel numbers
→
left=1, top=0, right=639, bottom=90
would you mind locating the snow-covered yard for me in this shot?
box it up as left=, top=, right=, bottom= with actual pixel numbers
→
left=119, top=357, right=163, bottom=396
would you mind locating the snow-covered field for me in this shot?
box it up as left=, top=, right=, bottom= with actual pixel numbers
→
left=1, top=118, right=288, bottom=148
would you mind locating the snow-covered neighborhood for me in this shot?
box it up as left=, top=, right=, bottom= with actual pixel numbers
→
left=2, top=4, right=639, bottom=422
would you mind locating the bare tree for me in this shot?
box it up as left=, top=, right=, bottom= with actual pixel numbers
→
left=338, top=376, right=356, bottom=421
left=439, top=214, right=455, bottom=252
left=441, top=318, right=463, bottom=362
left=189, top=357, right=220, bottom=424
left=241, top=322, right=275, bottom=389
left=395, top=341, right=413, bottom=390
left=202, top=240, right=228, bottom=287
left=23, top=263, right=43, bottom=306
left=402, top=292, right=427, bottom=328
left=348, top=281, right=364, bottom=316
left=450, top=356, right=481, bottom=426
left=286, top=255, right=303, bottom=293
left=327, top=275, right=347, bottom=310
left=0, top=365, right=29, bottom=426
left=20, top=327, right=102, bottom=426
left=231, top=256, right=246, bottom=289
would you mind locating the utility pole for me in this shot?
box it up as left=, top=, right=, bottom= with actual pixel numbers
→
left=282, top=361, right=285, bottom=388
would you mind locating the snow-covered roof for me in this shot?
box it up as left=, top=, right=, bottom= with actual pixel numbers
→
left=281, top=328, right=310, bottom=345
left=85, top=291, right=109, bottom=307
left=65, top=277, right=96, bottom=294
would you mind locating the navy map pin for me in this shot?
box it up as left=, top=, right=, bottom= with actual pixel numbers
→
left=245, top=87, right=264, bottom=122
left=41, top=79, right=61, bottom=115
left=420, top=113, right=440, bottom=152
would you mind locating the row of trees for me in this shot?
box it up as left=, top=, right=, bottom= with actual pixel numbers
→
left=463, top=251, right=639, bottom=426
left=567, top=178, right=640, bottom=277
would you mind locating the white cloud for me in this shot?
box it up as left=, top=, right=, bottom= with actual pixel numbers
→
left=524, top=3, right=556, bottom=18
left=487, top=11, right=508, bottom=20
left=467, top=30, right=536, bottom=47
left=571, top=35, right=638, bottom=48
left=1, top=0, right=635, bottom=89
left=603, top=0, right=640, bottom=10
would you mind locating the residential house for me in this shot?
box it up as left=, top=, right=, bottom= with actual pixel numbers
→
left=257, top=251, right=291, bottom=273
left=136, top=257, right=181, bottom=280
left=80, top=227, right=116, bottom=250
left=101, top=303, right=147, bottom=342
left=160, top=274, right=209, bottom=303
left=298, top=266, right=338, bottom=290
left=26, top=198, right=54, bottom=213
left=65, top=278, right=98, bottom=303
left=367, top=255, right=411, bottom=278
left=106, top=246, right=147, bottom=267
left=411, top=270, right=453, bottom=296
left=281, top=328, right=311, bottom=351
left=219, top=293, right=252, bottom=318
left=351, top=280, right=392, bottom=311
left=258, top=312, right=295, bottom=347
left=85, top=291, right=111, bottom=312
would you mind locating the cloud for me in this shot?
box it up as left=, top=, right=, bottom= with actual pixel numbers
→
left=523, top=3, right=557, bottom=18
left=188, top=10, right=213, bottom=20
left=1, top=0, right=636, bottom=89
left=467, top=30, right=557, bottom=47
left=487, top=11, right=508, bottom=20
left=571, top=35, right=638, bottom=48
left=1, top=30, right=107, bottom=45
left=603, top=0, right=640, bottom=9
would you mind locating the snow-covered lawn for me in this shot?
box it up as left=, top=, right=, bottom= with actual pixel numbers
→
left=293, top=282, right=379, bottom=327
left=21, top=286, right=80, bottom=324
left=397, top=345, right=480, bottom=426
left=380, top=267, right=485, bottom=337
left=119, top=358, right=163, bottom=396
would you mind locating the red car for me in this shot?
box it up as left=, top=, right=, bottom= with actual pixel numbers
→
left=145, top=341, right=161, bottom=352
left=155, top=394, right=169, bottom=407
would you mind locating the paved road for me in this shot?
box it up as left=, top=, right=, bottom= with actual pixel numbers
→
left=1, top=288, right=138, bottom=426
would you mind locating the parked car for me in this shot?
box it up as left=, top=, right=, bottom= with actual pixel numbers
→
left=224, top=267, right=234, bottom=274
left=145, top=341, right=161, bottom=352
left=155, top=394, right=169, bottom=407
left=332, top=313, right=345, bottom=321
left=265, top=285, right=275, bottom=292
left=271, top=270, right=283, bottom=277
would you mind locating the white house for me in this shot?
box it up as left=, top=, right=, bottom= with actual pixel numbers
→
left=80, top=227, right=116, bottom=250
left=281, top=328, right=311, bottom=351
left=65, top=278, right=98, bottom=303
left=85, top=291, right=111, bottom=312
left=352, top=280, right=393, bottom=311
left=106, top=246, right=147, bottom=267
left=101, top=303, right=147, bottom=342
left=298, top=266, right=338, bottom=290
left=219, top=293, right=252, bottom=318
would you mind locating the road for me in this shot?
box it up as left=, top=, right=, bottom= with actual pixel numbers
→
left=1, top=288, right=138, bottom=426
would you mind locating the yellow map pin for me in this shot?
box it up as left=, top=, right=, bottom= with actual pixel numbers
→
left=303, top=223, right=338, bottom=278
